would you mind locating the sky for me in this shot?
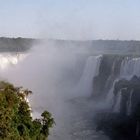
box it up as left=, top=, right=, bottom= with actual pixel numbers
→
left=0, top=0, right=140, bottom=40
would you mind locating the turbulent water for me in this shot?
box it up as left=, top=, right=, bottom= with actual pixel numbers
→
left=0, top=43, right=140, bottom=140
left=0, top=53, right=27, bottom=69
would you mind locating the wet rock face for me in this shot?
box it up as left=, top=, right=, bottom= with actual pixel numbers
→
left=95, top=76, right=140, bottom=140
left=113, top=76, right=140, bottom=115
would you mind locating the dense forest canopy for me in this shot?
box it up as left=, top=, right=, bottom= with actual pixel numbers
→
left=0, top=81, right=54, bottom=140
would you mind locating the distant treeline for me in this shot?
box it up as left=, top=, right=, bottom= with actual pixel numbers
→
left=48, top=39, right=140, bottom=48
left=1, top=37, right=140, bottom=54
left=0, top=37, right=36, bottom=52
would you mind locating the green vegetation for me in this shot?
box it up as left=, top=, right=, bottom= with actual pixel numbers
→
left=0, top=37, right=34, bottom=52
left=0, top=81, right=54, bottom=140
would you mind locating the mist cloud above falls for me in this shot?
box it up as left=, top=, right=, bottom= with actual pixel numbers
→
left=0, top=41, right=89, bottom=118
left=0, top=40, right=112, bottom=139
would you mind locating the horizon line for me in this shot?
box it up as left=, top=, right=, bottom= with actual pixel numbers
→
left=0, top=36, right=140, bottom=42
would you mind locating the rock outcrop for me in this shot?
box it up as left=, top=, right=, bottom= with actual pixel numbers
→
left=95, top=76, right=140, bottom=140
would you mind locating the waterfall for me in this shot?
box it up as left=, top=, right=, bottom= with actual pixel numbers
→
left=105, top=57, right=140, bottom=112
left=75, top=55, right=102, bottom=97
left=127, top=89, right=133, bottom=115
left=120, top=57, right=140, bottom=79
left=0, top=53, right=27, bottom=70
left=113, top=90, right=122, bottom=113
left=105, top=79, right=119, bottom=109
left=113, top=57, right=140, bottom=113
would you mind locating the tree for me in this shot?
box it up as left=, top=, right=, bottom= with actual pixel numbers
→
left=40, top=111, right=55, bottom=137
left=0, top=81, right=54, bottom=140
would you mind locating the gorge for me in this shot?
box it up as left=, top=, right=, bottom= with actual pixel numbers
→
left=0, top=38, right=140, bottom=140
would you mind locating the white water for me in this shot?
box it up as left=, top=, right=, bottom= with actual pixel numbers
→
left=0, top=47, right=109, bottom=140
left=74, top=55, right=102, bottom=97
left=0, top=53, right=27, bottom=70
left=107, top=57, right=140, bottom=113
left=120, top=57, right=140, bottom=79
left=113, top=90, right=122, bottom=113
left=127, top=89, right=133, bottom=115
left=105, top=79, right=119, bottom=109
left=1, top=50, right=140, bottom=138
left=3, top=49, right=140, bottom=139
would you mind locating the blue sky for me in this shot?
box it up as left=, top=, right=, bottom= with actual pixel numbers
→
left=0, top=0, right=140, bottom=40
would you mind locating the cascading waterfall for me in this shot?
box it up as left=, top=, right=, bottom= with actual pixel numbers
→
left=113, top=90, right=122, bottom=113
left=107, top=56, right=140, bottom=113
left=120, top=57, right=140, bottom=79
left=1, top=49, right=140, bottom=139
left=127, top=89, right=133, bottom=115
left=75, top=55, right=102, bottom=97
left=104, top=58, right=119, bottom=89
left=105, top=79, right=119, bottom=109
left=0, top=53, right=27, bottom=70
